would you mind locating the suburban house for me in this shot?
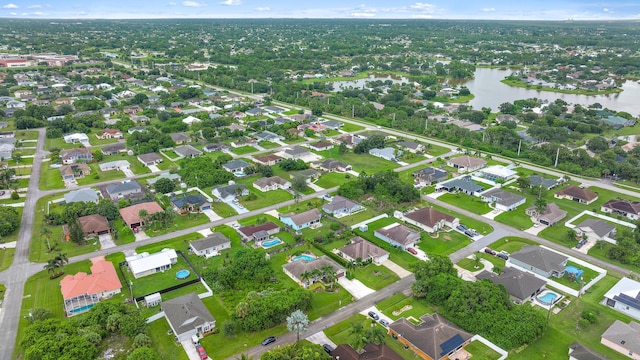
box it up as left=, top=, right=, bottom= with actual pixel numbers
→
left=604, top=277, right=640, bottom=321
left=480, top=188, right=527, bottom=212
left=446, top=156, right=487, bottom=173
left=171, top=194, right=211, bottom=213
left=96, top=129, right=123, bottom=139
left=291, top=169, right=321, bottom=183
left=161, top=293, right=216, bottom=341
left=147, top=173, right=182, bottom=187
left=529, top=175, right=561, bottom=190
left=397, top=141, right=425, bottom=154
left=189, top=232, right=231, bottom=257
left=280, top=208, right=322, bottom=231
left=282, top=255, right=346, bottom=288
left=318, top=119, right=343, bottom=130
left=254, top=130, right=283, bottom=142
left=60, top=256, right=122, bottom=317
left=105, top=180, right=143, bottom=200
left=331, top=343, right=403, bottom=360
left=59, top=163, right=91, bottom=181
left=137, top=152, right=163, bottom=167
left=64, top=214, right=110, bottom=240
left=568, top=342, right=608, bottom=360
left=314, top=158, right=352, bottom=173
left=170, top=133, right=191, bottom=145
left=281, top=146, right=313, bottom=160
left=101, top=143, right=126, bottom=155
left=98, top=160, right=130, bottom=172
left=400, top=207, right=459, bottom=233
left=64, top=188, right=100, bottom=204
left=555, top=185, right=599, bottom=205
left=128, top=126, right=147, bottom=134
left=508, top=245, right=568, bottom=278
left=308, top=141, right=334, bottom=152
left=253, top=176, right=291, bottom=192
left=63, top=133, right=89, bottom=144
left=237, top=222, right=280, bottom=242
left=602, top=199, right=640, bottom=221
left=222, top=159, right=252, bottom=176
left=333, top=134, right=361, bottom=149
left=203, top=143, right=228, bottom=153
left=253, top=154, right=283, bottom=166
left=525, top=203, right=567, bottom=226
left=181, top=115, right=201, bottom=125
left=322, top=195, right=362, bottom=217
left=436, top=176, right=484, bottom=196
left=369, top=147, right=401, bottom=161
left=60, top=148, right=93, bottom=164
left=263, top=106, right=286, bottom=114
left=126, top=248, right=178, bottom=279
left=601, top=320, right=640, bottom=359
left=0, top=141, right=15, bottom=159
left=476, top=267, right=546, bottom=304
left=374, top=223, right=421, bottom=250
left=338, top=237, right=389, bottom=264
left=174, top=145, right=202, bottom=158
left=388, top=313, right=473, bottom=360
left=413, top=167, right=447, bottom=187
left=575, top=219, right=616, bottom=242
left=119, top=201, right=164, bottom=229
left=212, top=183, right=249, bottom=202
left=479, top=165, right=517, bottom=182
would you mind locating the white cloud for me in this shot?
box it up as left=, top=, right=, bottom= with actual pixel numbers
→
left=256, top=6, right=270, bottom=11
left=409, top=2, right=435, bottom=11
left=220, top=0, right=241, bottom=5
left=8, top=11, right=15, bottom=15
left=182, top=1, right=206, bottom=7
left=603, top=8, right=613, bottom=13
left=3, top=3, right=18, bottom=9
left=28, top=4, right=50, bottom=9
left=31, top=11, right=45, bottom=16
left=482, top=7, right=496, bottom=12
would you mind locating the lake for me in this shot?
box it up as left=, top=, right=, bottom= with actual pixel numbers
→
left=463, top=68, right=640, bottom=115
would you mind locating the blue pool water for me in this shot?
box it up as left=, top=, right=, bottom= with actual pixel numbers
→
left=293, top=255, right=316, bottom=262
left=537, top=290, right=562, bottom=305
left=70, top=304, right=94, bottom=314
left=565, top=265, right=584, bottom=279
left=262, top=238, right=283, bottom=248
left=176, top=269, right=191, bottom=279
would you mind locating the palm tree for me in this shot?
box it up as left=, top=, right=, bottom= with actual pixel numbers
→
left=235, top=302, right=250, bottom=318
left=41, top=227, right=51, bottom=251
left=321, top=265, right=337, bottom=290
left=300, top=271, right=312, bottom=287
left=54, top=253, right=68, bottom=274
left=364, top=326, right=386, bottom=345
left=236, top=354, right=253, bottom=360
left=138, top=209, right=149, bottom=229
left=311, top=269, right=323, bottom=284
left=44, top=259, right=57, bottom=278
left=348, top=322, right=366, bottom=352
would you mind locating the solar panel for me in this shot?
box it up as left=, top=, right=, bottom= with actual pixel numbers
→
left=440, top=334, right=465, bottom=357
left=614, top=293, right=640, bottom=311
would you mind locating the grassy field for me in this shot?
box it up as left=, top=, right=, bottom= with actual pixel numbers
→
left=141, top=212, right=210, bottom=237
left=240, top=188, right=293, bottom=211
left=314, top=147, right=400, bottom=172
left=315, top=172, right=354, bottom=188
left=0, top=248, right=15, bottom=272
left=147, top=318, right=189, bottom=360
left=490, top=237, right=537, bottom=254
left=39, top=162, right=64, bottom=190
left=465, top=341, right=501, bottom=360
left=341, top=122, right=365, bottom=132
left=438, top=193, right=492, bottom=215
left=258, top=141, right=281, bottom=149
left=418, top=230, right=471, bottom=257
left=351, top=263, right=400, bottom=290
left=44, top=137, right=78, bottom=151
left=494, top=203, right=535, bottom=230
left=230, top=145, right=258, bottom=155
left=210, top=201, right=237, bottom=217
left=377, top=293, right=434, bottom=321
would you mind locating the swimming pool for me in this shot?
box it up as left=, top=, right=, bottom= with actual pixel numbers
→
left=70, top=304, right=95, bottom=314
left=293, top=254, right=316, bottom=262
left=537, top=290, right=563, bottom=305
left=176, top=269, right=191, bottom=279
left=565, top=265, right=584, bottom=280
left=261, top=238, right=283, bottom=249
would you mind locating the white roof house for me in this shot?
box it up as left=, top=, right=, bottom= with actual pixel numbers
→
left=604, top=277, right=640, bottom=321
left=479, top=165, right=518, bottom=181
left=63, top=133, right=90, bottom=144
left=98, top=160, right=130, bottom=171
left=182, top=115, right=201, bottom=125
left=126, top=249, right=178, bottom=279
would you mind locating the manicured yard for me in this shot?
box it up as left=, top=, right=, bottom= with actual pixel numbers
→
left=14, top=130, right=39, bottom=140
left=142, top=212, right=210, bottom=237
left=425, top=202, right=493, bottom=235
left=147, top=318, right=189, bottom=360
left=210, top=201, right=237, bottom=217
left=457, top=257, right=485, bottom=272
left=308, top=287, right=354, bottom=320
left=377, top=293, right=435, bottom=322
left=418, top=230, right=471, bottom=257
left=161, top=149, right=180, bottom=159
left=258, top=141, right=281, bottom=149
left=314, top=147, right=400, bottom=172
left=112, top=219, right=136, bottom=246
left=237, top=214, right=282, bottom=226
left=44, top=137, right=78, bottom=151
left=156, top=158, right=179, bottom=171
left=121, top=257, right=199, bottom=298
left=464, top=341, right=501, bottom=360
left=315, top=172, right=355, bottom=188
left=277, top=197, right=323, bottom=214
left=490, top=237, right=537, bottom=254
left=75, top=163, right=126, bottom=186
left=438, top=193, right=492, bottom=215
left=340, top=122, right=365, bottom=132
left=230, top=145, right=258, bottom=155
left=354, top=217, right=421, bottom=271
left=39, top=162, right=64, bottom=190
left=352, top=263, right=399, bottom=290
left=0, top=248, right=15, bottom=272
left=240, top=188, right=293, bottom=211
left=494, top=203, right=534, bottom=230
left=337, top=209, right=381, bottom=227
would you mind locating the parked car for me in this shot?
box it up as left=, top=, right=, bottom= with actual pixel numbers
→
left=456, top=224, right=467, bottom=231
left=576, top=239, right=588, bottom=249
left=0, top=190, right=5, bottom=196
left=484, top=248, right=496, bottom=255
left=195, top=344, right=208, bottom=360
left=379, top=319, right=390, bottom=327
left=464, top=229, right=475, bottom=237
left=496, top=253, right=509, bottom=260
left=407, top=247, right=418, bottom=255
left=261, top=336, right=277, bottom=346
left=368, top=311, right=379, bottom=320
left=322, top=344, right=334, bottom=354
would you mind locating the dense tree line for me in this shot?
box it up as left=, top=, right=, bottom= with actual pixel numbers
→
left=235, top=288, right=312, bottom=332
left=338, top=171, right=419, bottom=204
left=0, top=206, right=20, bottom=236
left=260, top=342, right=330, bottom=360
left=177, top=156, right=234, bottom=188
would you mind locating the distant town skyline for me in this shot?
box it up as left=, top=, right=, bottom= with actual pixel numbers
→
left=0, top=1, right=638, bottom=20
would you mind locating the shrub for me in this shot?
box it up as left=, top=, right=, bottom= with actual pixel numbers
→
left=581, top=310, right=598, bottom=324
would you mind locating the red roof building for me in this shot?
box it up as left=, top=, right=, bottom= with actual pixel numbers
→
left=60, top=256, right=122, bottom=316
left=119, top=201, right=164, bottom=229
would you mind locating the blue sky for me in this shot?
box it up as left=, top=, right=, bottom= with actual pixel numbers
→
left=1, top=1, right=639, bottom=19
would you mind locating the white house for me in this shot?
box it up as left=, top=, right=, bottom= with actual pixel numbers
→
left=126, top=249, right=178, bottom=279
left=98, top=160, right=130, bottom=172
left=63, top=133, right=90, bottom=144
left=161, top=293, right=216, bottom=342
left=189, top=233, right=231, bottom=257
left=604, top=277, right=640, bottom=321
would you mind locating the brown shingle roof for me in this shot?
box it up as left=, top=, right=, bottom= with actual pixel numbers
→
left=404, top=207, right=455, bottom=228
left=375, top=224, right=420, bottom=246
left=79, top=214, right=110, bottom=234
left=602, top=199, right=640, bottom=216
left=238, top=222, right=280, bottom=238
left=556, top=185, right=598, bottom=202
left=339, top=237, right=389, bottom=261
left=119, top=201, right=164, bottom=226
left=448, top=155, right=486, bottom=169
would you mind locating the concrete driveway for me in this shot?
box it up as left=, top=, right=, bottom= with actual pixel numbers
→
left=305, top=331, right=336, bottom=348
left=122, top=168, right=135, bottom=177
left=148, top=164, right=161, bottom=173
left=337, top=277, right=375, bottom=299
left=98, top=233, right=116, bottom=250
left=180, top=339, right=202, bottom=360
left=203, top=209, right=222, bottom=222
left=381, top=260, right=411, bottom=278
left=134, top=230, right=150, bottom=242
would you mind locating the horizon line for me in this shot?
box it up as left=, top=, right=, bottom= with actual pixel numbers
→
left=1, top=17, right=640, bottom=21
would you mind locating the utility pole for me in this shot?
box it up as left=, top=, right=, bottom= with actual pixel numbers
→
left=554, top=147, right=560, bottom=167
left=251, top=82, right=254, bottom=94
left=352, top=104, right=355, bottom=118
left=517, top=140, right=522, bottom=156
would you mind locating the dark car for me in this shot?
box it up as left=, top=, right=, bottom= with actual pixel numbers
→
left=261, top=336, right=276, bottom=346
left=456, top=224, right=468, bottom=231
left=496, top=253, right=509, bottom=260
left=195, top=344, right=208, bottom=360
left=484, top=248, right=496, bottom=255
left=368, top=311, right=379, bottom=320
left=407, top=247, right=418, bottom=255
left=379, top=319, right=390, bottom=327
left=322, top=344, right=334, bottom=354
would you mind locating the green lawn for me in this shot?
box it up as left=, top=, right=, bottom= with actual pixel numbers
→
left=162, top=150, right=180, bottom=159
left=457, top=257, right=485, bottom=272
left=75, top=163, right=126, bottom=186
left=314, top=147, right=400, bottom=172
left=147, top=318, right=189, bottom=360
left=438, top=193, right=492, bottom=215
left=337, top=209, right=381, bottom=227
left=425, top=202, right=493, bottom=235
left=494, top=203, right=534, bottom=230
left=100, top=154, right=152, bottom=175
left=210, top=201, right=237, bottom=217
left=339, top=123, right=365, bottom=132
left=237, top=214, right=282, bottom=227
left=122, top=258, right=199, bottom=298
left=112, top=219, right=136, bottom=246
left=308, top=287, right=354, bottom=320
left=15, top=130, right=39, bottom=140
left=490, top=237, right=537, bottom=254
left=0, top=207, right=21, bottom=244
left=277, top=197, right=323, bottom=214
left=240, top=188, right=293, bottom=211
left=44, top=137, right=78, bottom=151
left=258, top=141, right=281, bottom=149
left=142, top=212, right=210, bottom=237
left=39, top=162, right=64, bottom=190
left=315, top=172, right=355, bottom=188
left=352, top=263, right=399, bottom=290
left=354, top=217, right=421, bottom=271
left=156, top=158, right=179, bottom=171
left=230, top=146, right=258, bottom=155
left=465, top=340, right=501, bottom=360
left=0, top=248, right=15, bottom=272
left=418, top=230, right=471, bottom=257
left=377, top=293, right=434, bottom=322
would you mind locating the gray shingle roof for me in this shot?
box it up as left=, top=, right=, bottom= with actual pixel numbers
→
left=190, top=233, right=230, bottom=251
left=601, top=320, right=640, bottom=355
left=476, top=267, right=546, bottom=302
left=161, top=293, right=215, bottom=337
left=509, top=245, right=568, bottom=274
left=576, top=219, right=616, bottom=238
left=481, top=188, right=526, bottom=207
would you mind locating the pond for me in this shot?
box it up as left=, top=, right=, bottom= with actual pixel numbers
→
left=331, top=73, right=410, bottom=92
left=462, top=68, right=640, bottom=114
